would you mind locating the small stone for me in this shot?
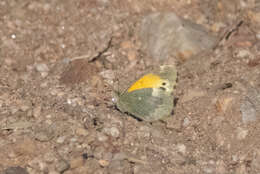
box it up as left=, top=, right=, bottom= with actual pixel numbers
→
left=216, top=96, right=233, bottom=113
left=120, top=41, right=134, bottom=49
left=10, top=107, right=19, bottom=114
left=98, top=159, right=110, bottom=167
left=108, top=160, right=131, bottom=173
left=235, top=49, right=253, bottom=59
left=34, top=124, right=55, bottom=142
left=2, top=166, right=29, bottom=174
left=183, top=117, right=190, bottom=127
left=35, top=63, right=49, bottom=72
left=236, top=127, right=248, bottom=140
left=176, top=144, right=186, bottom=154
left=250, top=11, right=260, bottom=23
left=75, top=128, right=88, bottom=136
left=99, top=70, right=115, bottom=85
left=103, top=152, right=113, bottom=161
left=33, top=106, right=42, bottom=118
left=93, top=146, right=105, bottom=159
left=108, top=127, right=120, bottom=138
left=112, top=152, right=127, bottom=161
left=127, top=50, right=137, bottom=61
left=14, top=138, right=38, bottom=155
left=216, top=131, right=225, bottom=147
left=56, top=136, right=66, bottom=144
left=70, top=137, right=77, bottom=142
left=137, top=126, right=151, bottom=138
left=240, top=99, right=257, bottom=123
left=44, top=152, right=56, bottom=163
left=4, top=58, right=15, bottom=66
left=70, top=156, right=84, bottom=169
left=234, top=41, right=253, bottom=48
left=97, top=133, right=108, bottom=142
left=2, top=121, right=32, bottom=130
left=139, top=12, right=216, bottom=61
left=55, top=160, right=70, bottom=173
left=150, top=127, right=164, bottom=139
left=40, top=71, right=48, bottom=78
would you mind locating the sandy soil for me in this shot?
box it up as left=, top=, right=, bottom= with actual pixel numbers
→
left=0, top=0, right=260, bottom=173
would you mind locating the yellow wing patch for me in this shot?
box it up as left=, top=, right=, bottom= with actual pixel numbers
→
left=128, top=74, right=162, bottom=92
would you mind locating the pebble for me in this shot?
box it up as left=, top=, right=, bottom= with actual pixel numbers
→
left=70, top=137, right=77, bottom=142
left=2, top=121, right=32, bottom=130
left=216, top=96, right=233, bottom=113
left=240, top=98, right=257, bottom=123
left=75, top=128, right=89, bottom=136
left=127, top=50, right=137, bottom=61
left=98, top=159, right=110, bottom=167
left=103, top=152, right=113, bottom=161
left=234, top=49, right=253, bottom=59
left=108, top=160, right=131, bottom=173
left=240, top=88, right=260, bottom=123
left=236, top=127, right=248, bottom=140
left=93, top=146, right=105, bottom=159
left=183, top=117, right=190, bottom=127
left=32, top=106, right=42, bottom=118
left=35, top=63, right=49, bottom=72
left=104, top=127, right=120, bottom=138
left=70, top=156, right=84, bottom=169
left=2, top=166, right=29, bottom=174
left=97, top=133, right=108, bottom=142
left=55, top=159, right=70, bottom=173
left=120, top=40, right=134, bottom=49
left=44, top=152, right=56, bottom=163
left=176, top=144, right=186, bottom=154
left=56, top=136, right=66, bottom=144
left=112, top=152, right=127, bottom=161
left=139, top=12, right=216, bottom=61
left=137, top=126, right=151, bottom=138
left=4, top=58, right=15, bottom=66
left=34, top=124, right=55, bottom=142
left=99, top=70, right=115, bottom=85
left=150, top=127, right=164, bottom=139
left=14, top=138, right=38, bottom=156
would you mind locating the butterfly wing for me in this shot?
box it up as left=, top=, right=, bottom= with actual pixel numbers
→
left=117, top=87, right=173, bottom=121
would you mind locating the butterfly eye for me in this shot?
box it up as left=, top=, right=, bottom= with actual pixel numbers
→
left=162, top=82, right=167, bottom=86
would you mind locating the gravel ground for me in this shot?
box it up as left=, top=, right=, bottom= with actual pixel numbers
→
left=0, top=0, right=260, bottom=174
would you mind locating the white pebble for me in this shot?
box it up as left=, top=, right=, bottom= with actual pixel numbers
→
left=35, top=63, right=49, bottom=72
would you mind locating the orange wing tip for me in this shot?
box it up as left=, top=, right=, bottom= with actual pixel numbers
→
left=127, top=74, right=162, bottom=92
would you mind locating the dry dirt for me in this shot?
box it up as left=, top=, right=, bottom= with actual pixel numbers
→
left=0, top=0, right=260, bottom=174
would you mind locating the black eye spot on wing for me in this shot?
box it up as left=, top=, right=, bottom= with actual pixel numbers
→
left=162, top=82, right=167, bottom=86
